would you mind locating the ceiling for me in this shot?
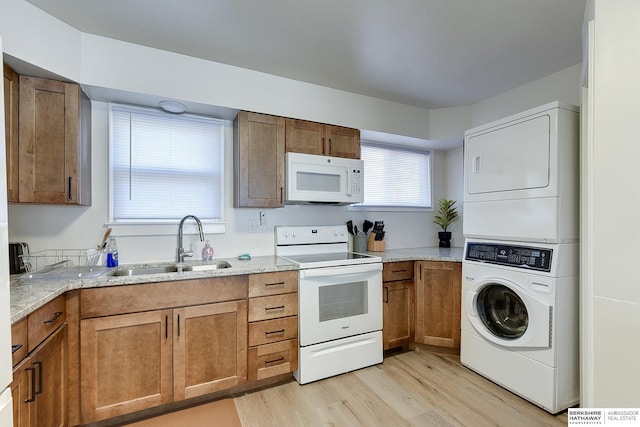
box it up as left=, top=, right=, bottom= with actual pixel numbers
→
left=23, top=0, right=586, bottom=110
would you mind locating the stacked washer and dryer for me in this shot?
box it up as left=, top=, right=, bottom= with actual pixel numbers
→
left=461, top=102, right=580, bottom=414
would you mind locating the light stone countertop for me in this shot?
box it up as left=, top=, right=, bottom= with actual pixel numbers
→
left=9, top=247, right=464, bottom=323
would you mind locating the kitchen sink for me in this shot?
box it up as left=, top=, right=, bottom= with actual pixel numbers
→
left=110, top=261, right=232, bottom=277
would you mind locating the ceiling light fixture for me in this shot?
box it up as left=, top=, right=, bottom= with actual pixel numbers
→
left=159, top=100, right=187, bottom=114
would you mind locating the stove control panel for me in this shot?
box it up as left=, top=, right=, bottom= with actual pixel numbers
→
left=465, top=242, right=553, bottom=272
left=275, top=225, right=348, bottom=245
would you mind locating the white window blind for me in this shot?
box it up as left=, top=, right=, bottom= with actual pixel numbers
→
left=361, top=143, right=432, bottom=208
left=110, top=104, right=224, bottom=222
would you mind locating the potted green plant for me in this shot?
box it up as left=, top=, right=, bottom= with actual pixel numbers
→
left=433, top=198, right=459, bottom=248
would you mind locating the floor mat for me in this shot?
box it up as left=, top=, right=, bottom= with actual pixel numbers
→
left=125, top=398, right=242, bottom=427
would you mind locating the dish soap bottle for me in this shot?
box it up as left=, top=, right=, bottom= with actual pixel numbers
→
left=202, top=241, right=214, bottom=261
left=105, top=237, right=119, bottom=267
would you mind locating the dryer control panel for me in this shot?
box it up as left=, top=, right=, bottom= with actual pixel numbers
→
left=465, top=243, right=553, bottom=272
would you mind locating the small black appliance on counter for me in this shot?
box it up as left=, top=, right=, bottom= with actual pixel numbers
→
left=9, top=242, right=29, bottom=274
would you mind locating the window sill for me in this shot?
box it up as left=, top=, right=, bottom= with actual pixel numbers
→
left=347, top=205, right=433, bottom=213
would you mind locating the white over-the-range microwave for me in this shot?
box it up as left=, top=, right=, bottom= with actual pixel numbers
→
left=285, top=152, right=364, bottom=205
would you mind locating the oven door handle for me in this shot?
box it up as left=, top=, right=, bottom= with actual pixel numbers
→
left=299, top=263, right=382, bottom=278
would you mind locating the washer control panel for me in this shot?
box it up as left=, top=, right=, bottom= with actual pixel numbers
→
left=465, top=242, right=553, bottom=272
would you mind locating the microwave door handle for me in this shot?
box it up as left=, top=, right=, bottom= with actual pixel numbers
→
left=345, top=169, right=352, bottom=197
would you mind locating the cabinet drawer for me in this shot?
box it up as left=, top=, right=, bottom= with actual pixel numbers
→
left=11, top=318, right=27, bottom=366
left=383, top=261, right=414, bottom=282
left=28, top=295, right=66, bottom=352
left=81, top=276, right=248, bottom=318
left=248, top=339, right=298, bottom=381
left=249, top=316, right=298, bottom=347
left=248, top=271, right=298, bottom=297
left=249, top=293, right=298, bottom=322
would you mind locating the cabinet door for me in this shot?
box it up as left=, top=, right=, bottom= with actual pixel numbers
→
left=383, top=279, right=414, bottom=351
left=19, top=76, right=80, bottom=204
left=4, top=63, right=19, bottom=202
left=415, top=261, right=462, bottom=348
left=11, top=359, right=31, bottom=427
left=30, top=325, right=67, bottom=427
left=325, top=125, right=360, bottom=159
left=173, top=300, right=247, bottom=401
left=12, top=325, right=67, bottom=427
left=234, top=111, right=285, bottom=207
left=80, top=310, right=173, bottom=423
left=285, top=119, right=325, bottom=155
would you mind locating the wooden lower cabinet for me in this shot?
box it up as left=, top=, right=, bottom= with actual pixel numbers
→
left=383, top=280, right=414, bottom=351
left=414, top=261, right=462, bottom=349
left=173, top=301, right=248, bottom=401
left=80, top=310, right=173, bottom=422
left=382, top=261, right=414, bottom=351
left=247, top=271, right=298, bottom=381
left=80, top=301, right=247, bottom=423
left=12, top=325, right=67, bottom=427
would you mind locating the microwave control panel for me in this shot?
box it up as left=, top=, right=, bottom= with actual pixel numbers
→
left=351, top=168, right=362, bottom=195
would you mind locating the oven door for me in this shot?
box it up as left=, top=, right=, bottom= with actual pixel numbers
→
left=298, top=263, right=382, bottom=346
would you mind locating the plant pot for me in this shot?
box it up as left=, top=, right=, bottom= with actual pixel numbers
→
left=438, top=231, right=452, bottom=248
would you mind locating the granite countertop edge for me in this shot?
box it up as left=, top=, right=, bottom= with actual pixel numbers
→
left=10, top=247, right=464, bottom=323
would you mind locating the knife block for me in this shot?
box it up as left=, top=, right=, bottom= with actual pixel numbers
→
left=367, top=233, right=385, bottom=252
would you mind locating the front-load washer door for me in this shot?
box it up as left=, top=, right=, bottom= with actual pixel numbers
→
left=465, top=278, right=551, bottom=348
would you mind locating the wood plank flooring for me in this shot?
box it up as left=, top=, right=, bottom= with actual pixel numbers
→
left=234, top=346, right=570, bottom=426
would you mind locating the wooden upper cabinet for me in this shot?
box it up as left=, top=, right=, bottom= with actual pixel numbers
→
left=325, top=125, right=360, bottom=159
left=285, top=119, right=325, bottom=155
left=4, top=64, right=19, bottom=202
left=18, top=75, right=91, bottom=205
left=285, top=119, right=360, bottom=159
left=234, top=111, right=285, bottom=208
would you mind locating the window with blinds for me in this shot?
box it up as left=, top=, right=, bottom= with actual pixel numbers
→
left=360, top=142, right=432, bottom=209
left=109, top=104, right=224, bottom=223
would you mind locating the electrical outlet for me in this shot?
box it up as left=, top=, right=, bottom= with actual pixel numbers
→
left=248, top=219, right=266, bottom=233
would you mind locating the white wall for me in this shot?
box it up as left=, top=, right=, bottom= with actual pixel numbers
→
left=2, top=0, right=583, bottom=265
left=7, top=101, right=445, bottom=263
left=582, top=0, right=640, bottom=407
left=470, top=64, right=582, bottom=126
left=0, top=0, right=431, bottom=140
left=443, top=147, right=464, bottom=247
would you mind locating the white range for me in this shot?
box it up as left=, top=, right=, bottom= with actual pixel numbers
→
left=276, top=225, right=383, bottom=384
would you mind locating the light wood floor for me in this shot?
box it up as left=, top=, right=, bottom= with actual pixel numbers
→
left=234, top=346, right=570, bottom=426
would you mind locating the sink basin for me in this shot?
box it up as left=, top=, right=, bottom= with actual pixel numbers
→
left=110, top=261, right=232, bottom=277
left=187, top=261, right=232, bottom=271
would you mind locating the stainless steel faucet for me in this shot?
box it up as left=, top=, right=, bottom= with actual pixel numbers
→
left=177, top=215, right=205, bottom=263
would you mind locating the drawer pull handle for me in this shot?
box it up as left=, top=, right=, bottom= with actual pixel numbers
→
left=265, top=305, right=285, bottom=311
left=265, top=329, right=285, bottom=336
left=384, top=286, right=389, bottom=304
left=25, top=366, right=36, bottom=403
left=12, top=344, right=23, bottom=353
left=392, top=269, right=408, bottom=273
left=265, top=282, right=285, bottom=287
left=265, top=356, right=285, bottom=365
left=34, top=361, right=43, bottom=395
left=43, top=311, right=63, bottom=324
